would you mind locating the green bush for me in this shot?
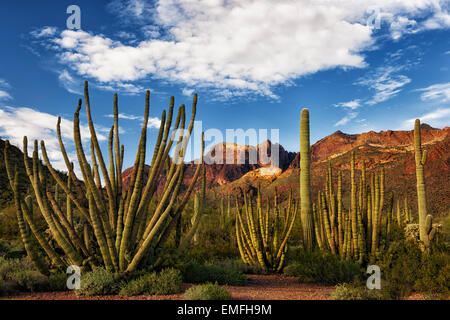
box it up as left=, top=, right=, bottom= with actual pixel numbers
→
left=0, top=256, right=51, bottom=292
left=75, top=267, right=119, bottom=296
left=378, top=240, right=422, bottom=300
left=283, top=250, right=363, bottom=285
left=0, top=257, right=36, bottom=280
left=184, top=282, right=232, bottom=300
left=183, top=261, right=246, bottom=286
left=119, top=268, right=182, bottom=296
left=330, top=283, right=384, bottom=300
left=414, top=241, right=450, bottom=298
left=211, top=258, right=266, bottom=275
left=49, top=272, right=68, bottom=292
left=0, top=279, right=7, bottom=296
left=13, top=270, right=49, bottom=292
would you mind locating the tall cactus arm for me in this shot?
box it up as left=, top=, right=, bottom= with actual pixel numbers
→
left=4, top=141, right=50, bottom=275
left=56, top=116, right=87, bottom=206
left=39, top=140, right=92, bottom=225
left=84, top=82, right=116, bottom=225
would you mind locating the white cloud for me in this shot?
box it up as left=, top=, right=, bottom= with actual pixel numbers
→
left=0, top=79, right=12, bottom=101
left=416, top=82, right=450, bottom=103
left=107, top=0, right=155, bottom=24
left=0, top=106, right=106, bottom=173
left=357, top=66, right=411, bottom=105
left=0, top=90, right=11, bottom=101
left=116, top=31, right=136, bottom=40
left=182, top=88, right=194, bottom=97
left=58, top=70, right=83, bottom=95
left=104, top=113, right=161, bottom=128
left=34, top=0, right=449, bottom=99
left=401, top=108, right=450, bottom=129
left=334, top=111, right=359, bottom=126
left=96, top=82, right=145, bottom=95
left=334, top=99, right=361, bottom=110
left=31, top=26, right=58, bottom=38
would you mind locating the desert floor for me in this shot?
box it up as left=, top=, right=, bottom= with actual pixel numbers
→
left=1, top=274, right=433, bottom=300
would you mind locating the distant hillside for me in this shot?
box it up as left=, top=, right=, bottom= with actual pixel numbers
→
left=0, top=139, right=66, bottom=209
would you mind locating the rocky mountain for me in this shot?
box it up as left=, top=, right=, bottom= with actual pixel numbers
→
left=122, top=124, right=449, bottom=216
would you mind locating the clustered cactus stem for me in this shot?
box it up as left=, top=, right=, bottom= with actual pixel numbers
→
left=236, top=187, right=297, bottom=272
left=3, top=81, right=204, bottom=275
left=312, top=152, right=387, bottom=263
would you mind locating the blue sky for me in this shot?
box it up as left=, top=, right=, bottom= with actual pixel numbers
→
left=0, top=0, right=449, bottom=172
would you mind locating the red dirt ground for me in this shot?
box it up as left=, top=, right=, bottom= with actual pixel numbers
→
left=1, top=275, right=433, bottom=300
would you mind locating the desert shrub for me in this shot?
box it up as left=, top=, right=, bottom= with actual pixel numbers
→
left=283, top=250, right=363, bottom=285
left=0, top=207, right=20, bottom=240
left=0, top=240, right=9, bottom=256
left=441, top=215, right=450, bottom=242
left=182, top=261, right=246, bottom=286
left=378, top=239, right=422, bottom=299
left=413, top=241, right=450, bottom=298
left=119, top=268, right=182, bottom=296
left=209, top=258, right=266, bottom=275
left=0, top=256, right=50, bottom=292
left=0, top=240, right=25, bottom=259
left=0, top=257, right=36, bottom=280
left=330, top=283, right=384, bottom=300
left=75, top=267, right=119, bottom=296
left=184, top=282, right=232, bottom=300
left=49, top=272, right=68, bottom=292
left=13, top=270, right=49, bottom=292
left=0, top=279, right=8, bottom=296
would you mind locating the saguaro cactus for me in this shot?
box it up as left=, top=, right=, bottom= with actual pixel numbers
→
left=300, top=108, right=314, bottom=251
left=414, top=119, right=435, bottom=248
left=3, top=82, right=204, bottom=275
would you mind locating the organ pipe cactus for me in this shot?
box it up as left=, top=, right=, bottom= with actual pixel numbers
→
left=3, top=81, right=204, bottom=275
left=236, top=187, right=297, bottom=272
left=299, top=108, right=314, bottom=251
left=312, top=153, right=389, bottom=262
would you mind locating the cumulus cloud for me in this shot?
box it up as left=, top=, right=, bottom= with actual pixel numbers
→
left=416, top=82, right=450, bottom=103
left=356, top=66, right=411, bottom=105
left=182, top=88, right=194, bottom=97
left=0, top=106, right=106, bottom=173
left=31, top=26, right=58, bottom=38
left=401, top=108, right=450, bottom=129
left=32, top=0, right=450, bottom=99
